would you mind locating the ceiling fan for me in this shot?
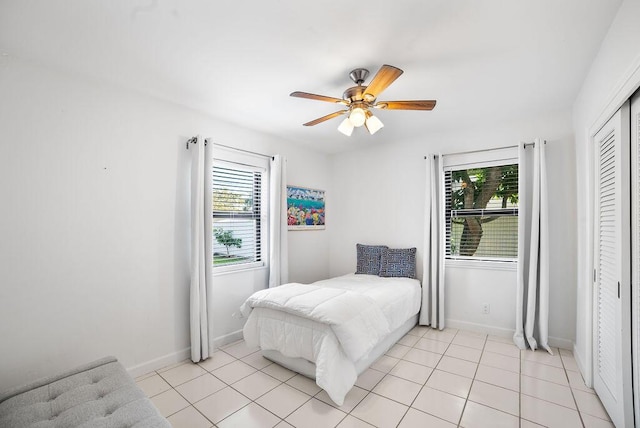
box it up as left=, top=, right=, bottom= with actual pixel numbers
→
left=290, top=64, right=436, bottom=136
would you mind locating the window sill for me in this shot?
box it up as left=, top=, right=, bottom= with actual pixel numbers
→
left=213, top=262, right=267, bottom=276
left=445, top=258, right=517, bottom=271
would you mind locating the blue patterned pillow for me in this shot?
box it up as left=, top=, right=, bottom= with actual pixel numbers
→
left=379, top=247, right=417, bottom=278
left=355, top=244, right=388, bottom=275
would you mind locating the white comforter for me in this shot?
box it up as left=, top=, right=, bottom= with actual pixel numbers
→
left=240, top=274, right=421, bottom=405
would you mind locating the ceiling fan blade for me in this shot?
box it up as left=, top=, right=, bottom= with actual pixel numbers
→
left=375, top=100, right=437, bottom=110
left=290, top=91, right=347, bottom=104
left=303, top=110, right=347, bottom=126
left=363, top=65, right=404, bottom=100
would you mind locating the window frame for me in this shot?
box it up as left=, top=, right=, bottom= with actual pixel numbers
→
left=443, top=149, right=519, bottom=264
left=212, top=157, right=269, bottom=275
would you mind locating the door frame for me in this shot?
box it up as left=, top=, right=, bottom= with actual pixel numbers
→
left=631, top=90, right=640, bottom=425
left=584, top=54, right=640, bottom=390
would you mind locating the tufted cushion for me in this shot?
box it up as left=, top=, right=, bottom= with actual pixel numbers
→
left=355, top=244, right=388, bottom=275
left=379, top=247, right=417, bottom=278
left=0, top=357, right=170, bottom=428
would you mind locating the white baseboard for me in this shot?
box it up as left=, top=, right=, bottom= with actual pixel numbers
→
left=446, top=318, right=514, bottom=338
left=213, top=330, right=243, bottom=348
left=125, top=331, right=244, bottom=378
left=126, top=347, right=191, bottom=379
left=126, top=330, right=245, bottom=378
left=446, top=318, right=574, bottom=350
left=548, top=336, right=574, bottom=351
left=573, top=343, right=592, bottom=387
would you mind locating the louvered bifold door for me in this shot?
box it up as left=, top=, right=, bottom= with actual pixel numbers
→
left=593, top=101, right=633, bottom=428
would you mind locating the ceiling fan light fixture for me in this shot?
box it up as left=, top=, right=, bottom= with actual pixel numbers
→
left=365, top=112, right=384, bottom=135
left=290, top=64, right=436, bottom=134
left=349, top=107, right=366, bottom=127
left=337, top=117, right=354, bottom=136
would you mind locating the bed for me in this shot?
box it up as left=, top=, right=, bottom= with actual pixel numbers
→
left=240, top=265, right=421, bottom=406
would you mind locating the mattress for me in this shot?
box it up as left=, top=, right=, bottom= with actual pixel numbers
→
left=241, top=274, right=421, bottom=405
left=262, top=314, right=418, bottom=378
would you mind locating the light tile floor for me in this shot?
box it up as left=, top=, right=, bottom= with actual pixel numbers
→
left=136, top=327, right=613, bottom=428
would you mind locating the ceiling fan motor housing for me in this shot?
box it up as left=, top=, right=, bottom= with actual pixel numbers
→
left=344, top=68, right=371, bottom=104
left=343, top=86, right=367, bottom=104
left=349, top=68, right=369, bottom=85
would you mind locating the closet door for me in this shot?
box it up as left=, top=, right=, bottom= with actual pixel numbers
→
left=593, top=101, right=633, bottom=427
left=631, top=91, right=640, bottom=424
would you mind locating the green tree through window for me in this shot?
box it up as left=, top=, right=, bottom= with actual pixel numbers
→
left=213, top=228, right=242, bottom=256
left=447, top=164, right=519, bottom=259
left=212, top=164, right=263, bottom=267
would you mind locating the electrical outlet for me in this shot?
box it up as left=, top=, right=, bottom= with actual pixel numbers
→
left=482, top=303, right=490, bottom=314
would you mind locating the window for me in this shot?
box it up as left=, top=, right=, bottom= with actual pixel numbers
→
left=212, top=160, right=266, bottom=270
left=445, top=162, right=519, bottom=261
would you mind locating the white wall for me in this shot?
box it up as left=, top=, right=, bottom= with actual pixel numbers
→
left=572, top=0, right=640, bottom=380
left=445, top=263, right=517, bottom=337
left=329, top=110, right=577, bottom=345
left=0, top=56, right=331, bottom=389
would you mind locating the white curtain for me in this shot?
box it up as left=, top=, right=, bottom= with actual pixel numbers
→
left=268, top=155, right=288, bottom=288
left=189, top=135, right=214, bottom=362
left=514, top=139, right=551, bottom=353
left=420, top=154, right=446, bottom=329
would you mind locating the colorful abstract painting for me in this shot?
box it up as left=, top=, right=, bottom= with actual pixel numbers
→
left=287, top=186, right=325, bottom=230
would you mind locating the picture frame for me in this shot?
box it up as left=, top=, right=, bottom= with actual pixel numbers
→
left=287, top=185, right=325, bottom=230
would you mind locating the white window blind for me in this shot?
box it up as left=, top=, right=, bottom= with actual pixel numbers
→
left=212, top=162, right=264, bottom=268
left=445, top=162, right=519, bottom=261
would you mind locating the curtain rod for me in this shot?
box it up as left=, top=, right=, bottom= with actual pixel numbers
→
left=186, top=137, right=274, bottom=160
left=423, top=141, right=542, bottom=160
left=214, top=142, right=274, bottom=160
left=185, top=136, right=209, bottom=149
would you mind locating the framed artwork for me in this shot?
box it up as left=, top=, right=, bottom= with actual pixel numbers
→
left=287, top=185, right=325, bottom=230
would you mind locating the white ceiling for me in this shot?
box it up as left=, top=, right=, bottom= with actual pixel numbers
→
left=0, top=0, right=622, bottom=154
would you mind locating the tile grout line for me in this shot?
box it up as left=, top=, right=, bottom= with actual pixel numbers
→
left=153, top=369, right=195, bottom=420
left=210, top=369, right=304, bottom=427
left=560, top=350, right=587, bottom=428
left=519, top=343, right=522, bottom=428
left=158, top=366, right=223, bottom=424
left=456, top=331, right=488, bottom=427
left=393, top=326, right=432, bottom=428
left=161, top=351, right=288, bottom=426
left=519, top=373, right=592, bottom=412
left=520, top=347, right=613, bottom=427
left=221, top=397, right=288, bottom=427
left=399, top=327, right=469, bottom=427
left=144, top=329, right=611, bottom=428
left=221, top=370, right=301, bottom=426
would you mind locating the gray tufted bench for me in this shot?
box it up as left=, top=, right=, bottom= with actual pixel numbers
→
left=0, top=356, right=170, bottom=428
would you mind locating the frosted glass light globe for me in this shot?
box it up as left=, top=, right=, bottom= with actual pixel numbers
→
left=349, top=107, right=366, bottom=127
left=337, top=117, right=354, bottom=136
left=365, top=114, right=384, bottom=135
